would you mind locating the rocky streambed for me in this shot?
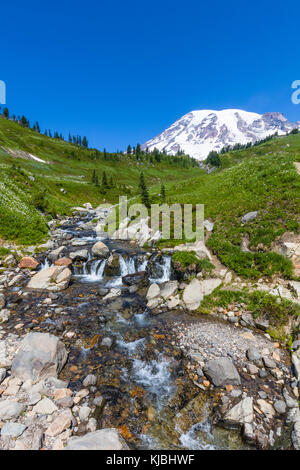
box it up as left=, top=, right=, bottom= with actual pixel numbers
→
left=0, top=208, right=299, bottom=450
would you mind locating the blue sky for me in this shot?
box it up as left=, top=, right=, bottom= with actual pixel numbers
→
left=1, top=0, right=300, bottom=151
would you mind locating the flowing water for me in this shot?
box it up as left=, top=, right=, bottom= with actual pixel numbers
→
left=5, top=214, right=249, bottom=450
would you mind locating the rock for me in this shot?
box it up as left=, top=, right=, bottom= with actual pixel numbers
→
left=104, top=254, right=121, bottom=277
left=103, top=288, right=121, bottom=301
left=0, top=400, right=25, bottom=420
left=292, top=350, right=300, bottom=380
left=19, top=257, right=40, bottom=270
left=255, top=317, right=269, bottom=331
left=182, top=279, right=203, bottom=311
left=1, top=422, right=27, bottom=438
left=241, top=313, right=255, bottom=328
left=159, top=281, right=179, bottom=300
left=203, top=220, right=214, bottom=232
left=87, top=417, right=97, bottom=432
left=54, top=257, right=72, bottom=267
left=204, top=357, right=241, bottom=387
left=83, top=374, right=97, bottom=387
left=32, top=397, right=58, bottom=415
left=246, top=347, right=261, bottom=362
left=257, top=399, right=276, bottom=419
left=69, top=250, right=88, bottom=261
left=167, top=295, right=180, bottom=309
left=79, top=406, right=91, bottom=422
left=263, top=356, right=277, bottom=369
left=91, top=241, right=109, bottom=258
left=0, top=309, right=11, bottom=323
left=101, top=337, right=112, bottom=348
left=45, top=411, right=71, bottom=437
left=11, top=332, right=68, bottom=382
left=243, top=423, right=254, bottom=443
left=27, top=266, right=71, bottom=292
left=98, top=288, right=109, bottom=296
left=283, top=388, right=299, bottom=408
left=292, top=340, right=300, bottom=351
left=292, top=421, right=300, bottom=450
left=259, top=368, right=268, bottom=378
left=122, top=271, right=148, bottom=287
left=241, top=211, right=258, bottom=223
left=247, top=364, right=259, bottom=375
left=146, top=283, right=160, bottom=300
left=223, top=397, right=253, bottom=428
left=0, top=368, right=6, bottom=384
left=93, top=396, right=104, bottom=407
left=53, top=388, right=72, bottom=401
left=274, top=400, right=286, bottom=415
left=65, top=428, right=129, bottom=450
left=27, top=392, right=42, bottom=406
left=48, top=246, right=66, bottom=262
left=0, top=294, right=5, bottom=309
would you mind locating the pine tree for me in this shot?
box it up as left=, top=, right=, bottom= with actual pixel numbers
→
left=3, top=107, right=9, bottom=119
left=161, top=184, right=166, bottom=203
left=102, top=171, right=108, bottom=188
left=109, top=175, right=114, bottom=188
left=82, top=136, right=88, bottom=148
left=139, top=172, right=150, bottom=208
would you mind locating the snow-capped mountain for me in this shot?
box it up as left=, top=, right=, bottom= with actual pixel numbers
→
left=142, top=109, right=298, bottom=160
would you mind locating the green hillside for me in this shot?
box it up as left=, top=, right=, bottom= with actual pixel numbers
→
left=0, top=115, right=201, bottom=244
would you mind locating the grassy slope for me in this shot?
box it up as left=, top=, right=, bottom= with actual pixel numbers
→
left=0, top=116, right=202, bottom=244
left=157, top=134, right=300, bottom=279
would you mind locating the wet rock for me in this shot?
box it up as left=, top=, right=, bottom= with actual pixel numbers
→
left=104, top=254, right=121, bottom=277
left=83, top=374, right=97, bottom=387
left=122, top=271, right=148, bottom=287
left=11, top=332, right=68, bottom=382
left=98, top=288, right=109, bottom=296
left=223, top=397, right=253, bottom=428
left=101, top=337, right=112, bottom=348
left=27, top=266, right=71, bottom=292
left=65, top=428, right=129, bottom=450
left=103, top=289, right=121, bottom=301
left=19, top=257, right=40, bottom=270
left=0, top=400, right=25, bottom=420
left=91, top=241, right=109, bottom=258
left=204, top=357, right=241, bottom=387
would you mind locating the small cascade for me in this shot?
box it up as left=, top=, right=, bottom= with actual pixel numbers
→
left=119, top=255, right=136, bottom=277
left=137, top=257, right=148, bottom=272
left=39, top=258, right=51, bottom=271
left=150, top=255, right=171, bottom=284
left=74, top=258, right=106, bottom=282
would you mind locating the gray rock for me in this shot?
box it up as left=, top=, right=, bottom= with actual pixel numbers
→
left=101, top=337, right=112, bottom=348
left=241, top=211, right=258, bottom=223
left=0, top=368, right=6, bottom=384
left=292, top=421, right=300, bottom=450
left=248, top=364, right=259, bottom=375
left=223, top=397, right=253, bottom=428
left=48, top=246, right=66, bottom=262
left=259, top=368, right=269, bottom=378
left=204, top=357, right=241, bottom=387
left=91, top=241, right=109, bottom=258
left=69, top=250, right=89, bottom=261
left=0, top=400, right=25, bottom=420
left=11, top=332, right=68, bottom=382
left=65, top=428, right=129, bottom=450
left=32, top=397, right=58, bottom=415
left=27, top=266, right=71, bottom=292
left=83, top=374, right=97, bottom=387
left=1, top=422, right=27, bottom=438
left=292, top=350, right=300, bottom=380
left=79, top=406, right=91, bottom=422
left=258, top=391, right=267, bottom=400
left=146, top=283, right=160, bottom=300
left=283, top=388, right=299, bottom=408
left=246, top=347, right=261, bottom=362
left=274, top=400, right=286, bottom=415
left=241, top=313, right=255, bottom=328
left=93, top=396, right=104, bottom=407
left=263, top=356, right=277, bottom=369
left=255, top=318, right=269, bottom=331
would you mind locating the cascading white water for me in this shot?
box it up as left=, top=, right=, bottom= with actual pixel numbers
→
left=74, top=258, right=106, bottom=282
left=119, top=255, right=136, bottom=276
left=137, top=258, right=148, bottom=272
left=150, top=255, right=171, bottom=284
left=39, top=258, right=51, bottom=270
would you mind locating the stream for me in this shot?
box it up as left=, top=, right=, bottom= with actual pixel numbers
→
left=4, top=213, right=249, bottom=450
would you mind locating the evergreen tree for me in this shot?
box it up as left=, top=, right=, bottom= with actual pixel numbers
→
left=139, top=172, right=150, bottom=208
left=3, top=107, right=9, bottom=119
left=82, top=136, right=88, bottom=148
left=102, top=171, right=108, bottom=188
left=161, top=184, right=166, bottom=203
left=206, top=151, right=221, bottom=167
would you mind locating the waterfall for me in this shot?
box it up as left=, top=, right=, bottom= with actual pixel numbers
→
left=150, top=255, right=171, bottom=284
left=119, top=255, right=136, bottom=276
left=39, top=258, right=51, bottom=270
left=74, top=258, right=106, bottom=282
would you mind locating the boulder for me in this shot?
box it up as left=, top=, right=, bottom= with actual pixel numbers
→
left=104, top=254, right=121, bottom=277
left=65, top=428, right=129, bottom=450
left=182, top=278, right=203, bottom=310
left=54, top=257, right=72, bottom=267
left=69, top=249, right=88, bottom=261
left=292, top=421, right=300, bottom=450
left=1, top=422, right=27, bottom=438
left=122, top=271, right=148, bottom=287
left=223, top=397, right=253, bottom=428
left=91, top=241, right=109, bottom=258
left=146, top=283, right=160, bottom=300
left=160, top=281, right=179, bottom=300
left=19, top=257, right=40, bottom=270
left=204, top=357, right=241, bottom=387
left=48, top=246, right=66, bottom=262
left=27, top=266, right=71, bottom=292
left=11, top=332, right=68, bottom=382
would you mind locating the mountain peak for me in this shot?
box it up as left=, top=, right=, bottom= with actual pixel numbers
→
left=142, top=109, right=297, bottom=160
